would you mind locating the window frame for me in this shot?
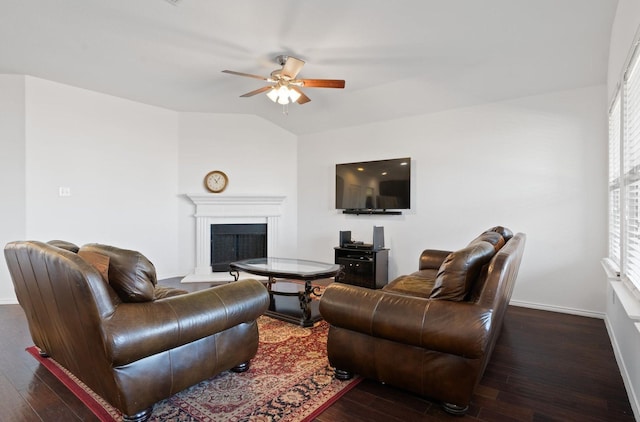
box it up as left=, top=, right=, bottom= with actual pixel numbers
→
left=609, top=39, right=640, bottom=294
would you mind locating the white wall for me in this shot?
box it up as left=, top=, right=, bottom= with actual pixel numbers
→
left=176, top=112, right=298, bottom=275
left=0, top=75, right=26, bottom=303
left=298, top=85, right=607, bottom=316
left=0, top=76, right=299, bottom=303
left=23, top=77, right=181, bottom=278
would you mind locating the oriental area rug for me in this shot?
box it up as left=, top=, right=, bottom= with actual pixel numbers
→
left=26, top=316, right=361, bottom=422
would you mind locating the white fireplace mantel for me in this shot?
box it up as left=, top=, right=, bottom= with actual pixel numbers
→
left=182, top=194, right=286, bottom=283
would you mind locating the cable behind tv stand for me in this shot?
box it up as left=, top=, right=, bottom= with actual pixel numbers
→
left=342, top=209, right=402, bottom=215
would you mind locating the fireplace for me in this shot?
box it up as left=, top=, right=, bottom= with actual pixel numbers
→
left=182, top=194, right=286, bottom=283
left=210, top=223, right=267, bottom=271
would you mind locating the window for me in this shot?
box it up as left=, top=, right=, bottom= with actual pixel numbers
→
left=609, top=42, right=640, bottom=292
left=609, top=95, right=621, bottom=268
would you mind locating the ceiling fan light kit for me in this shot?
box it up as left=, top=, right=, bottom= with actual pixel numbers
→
left=266, top=85, right=301, bottom=105
left=222, top=55, right=345, bottom=111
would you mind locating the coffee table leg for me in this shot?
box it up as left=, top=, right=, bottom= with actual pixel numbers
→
left=298, top=282, right=313, bottom=324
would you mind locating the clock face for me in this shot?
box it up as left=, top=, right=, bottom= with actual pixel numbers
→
left=204, top=171, right=228, bottom=193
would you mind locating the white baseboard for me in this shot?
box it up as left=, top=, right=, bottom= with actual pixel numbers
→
left=0, top=298, right=19, bottom=305
left=509, top=299, right=605, bottom=319
left=604, top=315, right=640, bottom=422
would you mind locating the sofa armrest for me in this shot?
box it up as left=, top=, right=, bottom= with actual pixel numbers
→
left=418, top=249, right=452, bottom=271
left=104, top=279, right=269, bottom=366
left=320, top=283, right=491, bottom=358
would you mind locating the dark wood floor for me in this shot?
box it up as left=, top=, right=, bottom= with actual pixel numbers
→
left=0, top=290, right=634, bottom=421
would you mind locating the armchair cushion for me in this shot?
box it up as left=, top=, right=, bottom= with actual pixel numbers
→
left=80, top=244, right=157, bottom=303
left=429, top=241, right=495, bottom=301
left=104, top=280, right=269, bottom=366
left=154, top=285, right=189, bottom=299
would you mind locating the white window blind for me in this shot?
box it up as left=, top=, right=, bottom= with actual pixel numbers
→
left=609, top=96, right=621, bottom=268
left=623, top=49, right=640, bottom=291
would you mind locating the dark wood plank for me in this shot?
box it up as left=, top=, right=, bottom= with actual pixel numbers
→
left=314, top=305, right=634, bottom=421
left=0, top=373, right=41, bottom=422
left=0, top=283, right=634, bottom=422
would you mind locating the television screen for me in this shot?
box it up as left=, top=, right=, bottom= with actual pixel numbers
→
left=336, top=157, right=411, bottom=211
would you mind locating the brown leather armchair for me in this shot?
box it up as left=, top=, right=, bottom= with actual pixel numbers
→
left=4, top=240, right=270, bottom=422
left=320, top=227, right=525, bottom=415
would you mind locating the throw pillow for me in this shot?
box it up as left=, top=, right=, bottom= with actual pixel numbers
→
left=429, top=241, right=495, bottom=301
left=79, top=244, right=157, bottom=303
left=47, top=240, right=80, bottom=253
left=78, top=250, right=110, bottom=283
left=487, top=226, right=513, bottom=241
left=470, top=231, right=505, bottom=252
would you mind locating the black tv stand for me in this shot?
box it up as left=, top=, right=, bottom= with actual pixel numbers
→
left=335, top=247, right=388, bottom=289
left=342, top=209, right=402, bottom=215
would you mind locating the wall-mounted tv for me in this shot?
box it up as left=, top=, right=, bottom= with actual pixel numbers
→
left=336, top=157, right=411, bottom=215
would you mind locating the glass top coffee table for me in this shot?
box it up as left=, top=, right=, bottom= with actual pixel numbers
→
left=230, top=257, right=341, bottom=327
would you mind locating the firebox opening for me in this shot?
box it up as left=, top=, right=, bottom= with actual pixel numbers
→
left=210, top=224, right=267, bottom=272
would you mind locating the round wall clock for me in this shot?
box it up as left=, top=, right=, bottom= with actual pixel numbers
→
left=204, top=170, right=228, bottom=193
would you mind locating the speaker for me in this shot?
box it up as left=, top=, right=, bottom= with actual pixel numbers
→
left=339, top=231, right=352, bottom=247
left=373, top=226, right=385, bottom=250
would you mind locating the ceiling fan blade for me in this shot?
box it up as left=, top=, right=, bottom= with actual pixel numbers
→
left=300, top=79, right=345, bottom=89
left=240, top=86, right=273, bottom=97
left=222, top=70, right=268, bottom=81
left=291, top=87, right=311, bottom=104
left=281, top=57, right=305, bottom=79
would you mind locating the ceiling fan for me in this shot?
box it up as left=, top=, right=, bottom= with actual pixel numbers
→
left=222, top=55, right=345, bottom=106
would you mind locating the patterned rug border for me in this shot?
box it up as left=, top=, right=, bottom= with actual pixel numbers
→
left=26, top=346, right=118, bottom=421
left=26, top=318, right=361, bottom=421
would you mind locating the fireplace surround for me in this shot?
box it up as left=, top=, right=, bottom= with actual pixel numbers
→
left=210, top=223, right=267, bottom=271
left=182, top=194, right=286, bottom=283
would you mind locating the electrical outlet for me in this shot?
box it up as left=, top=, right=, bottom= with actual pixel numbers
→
left=58, top=187, right=71, bottom=197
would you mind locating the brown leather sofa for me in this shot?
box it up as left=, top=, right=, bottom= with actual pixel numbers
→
left=319, top=227, right=526, bottom=415
left=4, top=240, right=270, bottom=422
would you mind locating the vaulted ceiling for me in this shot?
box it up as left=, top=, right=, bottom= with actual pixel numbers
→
left=0, top=0, right=618, bottom=135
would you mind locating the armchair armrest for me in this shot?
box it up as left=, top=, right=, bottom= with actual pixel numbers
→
left=104, top=279, right=269, bottom=366
left=320, top=283, right=491, bottom=358
left=418, top=249, right=452, bottom=271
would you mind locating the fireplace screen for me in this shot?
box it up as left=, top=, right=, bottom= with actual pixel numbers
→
left=210, top=224, right=267, bottom=272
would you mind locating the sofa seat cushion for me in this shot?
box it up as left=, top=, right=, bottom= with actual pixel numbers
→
left=383, top=271, right=437, bottom=298
left=429, top=241, right=495, bottom=301
left=154, top=285, right=189, bottom=299
left=79, top=244, right=157, bottom=303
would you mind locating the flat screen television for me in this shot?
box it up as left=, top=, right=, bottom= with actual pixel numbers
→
left=336, top=157, right=411, bottom=214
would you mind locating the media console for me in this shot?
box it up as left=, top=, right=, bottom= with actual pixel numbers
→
left=334, top=246, right=389, bottom=289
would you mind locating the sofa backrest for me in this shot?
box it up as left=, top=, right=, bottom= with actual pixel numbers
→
left=4, top=241, right=118, bottom=367
left=468, top=232, right=526, bottom=311
left=466, top=232, right=526, bottom=379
